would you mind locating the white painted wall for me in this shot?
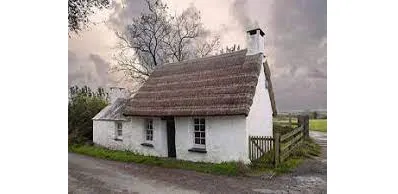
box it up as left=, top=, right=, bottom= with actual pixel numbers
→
left=246, top=63, right=273, bottom=137
left=93, top=117, right=168, bottom=157
left=174, top=116, right=250, bottom=164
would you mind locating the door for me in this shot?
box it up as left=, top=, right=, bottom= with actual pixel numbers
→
left=166, top=118, right=176, bottom=157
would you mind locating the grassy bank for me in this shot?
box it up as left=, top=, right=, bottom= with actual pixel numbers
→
left=69, top=144, right=246, bottom=176
left=249, top=138, right=321, bottom=174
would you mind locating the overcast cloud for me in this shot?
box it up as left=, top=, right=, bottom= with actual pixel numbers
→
left=68, top=0, right=326, bottom=112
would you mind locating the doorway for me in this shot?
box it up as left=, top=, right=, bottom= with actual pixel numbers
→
left=166, top=117, right=176, bottom=157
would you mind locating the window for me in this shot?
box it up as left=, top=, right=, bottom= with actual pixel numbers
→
left=116, top=122, right=122, bottom=139
left=145, top=119, right=153, bottom=141
left=193, top=118, right=205, bottom=148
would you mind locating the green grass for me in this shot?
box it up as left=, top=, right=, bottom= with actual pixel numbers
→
left=273, top=118, right=327, bottom=133
left=309, top=119, right=327, bottom=133
left=69, top=144, right=246, bottom=176
left=249, top=138, right=321, bottom=175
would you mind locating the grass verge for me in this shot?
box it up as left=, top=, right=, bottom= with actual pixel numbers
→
left=249, top=138, right=321, bottom=175
left=69, top=144, right=246, bottom=176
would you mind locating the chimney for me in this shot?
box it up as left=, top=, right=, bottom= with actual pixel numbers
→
left=109, top=87, right=129, bottom=103
left=246, top=28, right=265, bottom=56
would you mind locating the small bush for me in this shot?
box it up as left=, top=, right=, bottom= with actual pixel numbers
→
left=68, top=86, right=108, bottom=144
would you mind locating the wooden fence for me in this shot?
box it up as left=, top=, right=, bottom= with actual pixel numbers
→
left=248, top=136, right=274, bottom=161
left=274, top=115, right=309, bottom=165
left=248, top=115, right=310, bottom=166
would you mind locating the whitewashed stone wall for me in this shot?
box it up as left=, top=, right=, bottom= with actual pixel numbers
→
left=246, top=63, right=273, bottom=137
left=174, top=115, right=250, bottom=164
left=93, top=117, right=168, bottom=157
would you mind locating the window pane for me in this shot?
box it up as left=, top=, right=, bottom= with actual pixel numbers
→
left=201, top=139, right=205, bottom=145
left=194, top=138, right=200, bottom=144
left=200, top=119, right=205, bottom=125
left=199, top=125, right=205, bottom=131
left=194, top=125, right=199, bottom=131
left=194, top=118, right=199, bottom=125
left=117, top=130, right=122, bottom=136
left=201, top=132, right=205, bottom=138
left=195, top=132, right=200, bottom=138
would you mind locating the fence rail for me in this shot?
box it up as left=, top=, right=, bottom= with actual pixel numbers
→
left=248, top=115, right=310, bottom=166
left=248, top=136, right=274, bottom=161
left=275, top=115, right=309, bottom=165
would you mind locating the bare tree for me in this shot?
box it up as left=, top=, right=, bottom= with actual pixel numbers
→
left=164, top=5, right=221, bottom=62
left=114, top=0, right=220, bottom=83
left=194, top=34, right=221, bottom=58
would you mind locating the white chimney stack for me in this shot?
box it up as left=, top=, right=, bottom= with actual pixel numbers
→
left=246, top=28, right=265, bottom=56
left=109, top=87, right=129, bottom=103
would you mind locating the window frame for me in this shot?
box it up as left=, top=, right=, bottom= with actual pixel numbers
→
left=115, top=122, right=123, bottom=140
left=145, top=118, right=154, bottom=142
left=193, top=118, right=206, bottom=149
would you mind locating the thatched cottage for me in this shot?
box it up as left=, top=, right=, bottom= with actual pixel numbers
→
left=93, top=28, right=276, bottom=164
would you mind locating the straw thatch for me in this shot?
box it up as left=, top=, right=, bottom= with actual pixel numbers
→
left=124, top=49, right=276, bottom=117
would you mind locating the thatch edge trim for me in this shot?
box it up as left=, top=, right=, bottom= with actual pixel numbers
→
left=263, top=60, right=277, bottom=116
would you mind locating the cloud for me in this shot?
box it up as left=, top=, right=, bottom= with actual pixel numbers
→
left=68, top=0, right=326, bottom=111
left=107, top=0, right=147, bottom=30
left=89, top=54, right=111, bottom=86
left=230, top=0, right=257, bottom=29
left=68, top=50, right=95, bottom=87
left=228, top=0, right=327, bottom=111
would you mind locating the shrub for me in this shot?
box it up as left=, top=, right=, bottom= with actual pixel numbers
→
left=68, top=86, right=108, bottom=144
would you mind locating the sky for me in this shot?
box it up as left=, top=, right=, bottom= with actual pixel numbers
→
left=68, top=0, right=327, bottom=112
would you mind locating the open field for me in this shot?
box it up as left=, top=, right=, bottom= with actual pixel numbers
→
left=273, top=118, right=327, bottom=133
left=309, top=119, right=327, bottom=132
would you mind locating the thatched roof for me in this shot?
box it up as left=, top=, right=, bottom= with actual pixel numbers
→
left=124, top=49, right=277, bottom=117
left=93, top=98, right=128, bottom=121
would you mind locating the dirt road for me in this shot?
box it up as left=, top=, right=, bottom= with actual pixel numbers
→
left=69, top=132, right=326, bottom=194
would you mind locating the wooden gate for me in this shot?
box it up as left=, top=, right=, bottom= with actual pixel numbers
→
left=248, top=136, right=274, bottom=161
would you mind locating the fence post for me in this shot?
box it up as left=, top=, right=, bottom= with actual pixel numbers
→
left=248, top=136, right=251, bottom=161
left=274, top=133, right=280, bottom=166
left=304, top=115, right=309, bottom=138
left=298, top=115, right=310, bottom=139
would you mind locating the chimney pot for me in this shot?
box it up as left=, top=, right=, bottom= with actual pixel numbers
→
left=246, top=28, right=265, bottom=56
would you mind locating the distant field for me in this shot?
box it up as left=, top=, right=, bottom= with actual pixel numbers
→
left=309, top=119, right=327, bottom=133
left=273, top=118, right=327, bottom=133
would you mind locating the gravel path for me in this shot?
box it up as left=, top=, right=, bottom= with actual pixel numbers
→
left=69, top=132, right=327, bottom=194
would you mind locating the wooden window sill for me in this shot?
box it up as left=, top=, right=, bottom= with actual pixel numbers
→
left=188, top=148, right=207, bottom=153
left=141, top=143, right=154, bottom=148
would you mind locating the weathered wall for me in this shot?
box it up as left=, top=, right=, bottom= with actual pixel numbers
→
left=246, top=63, right=273, bottom=137
left=174, top=115, right=250, bottom=164
left=93, top=117, right=168, bottom=157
